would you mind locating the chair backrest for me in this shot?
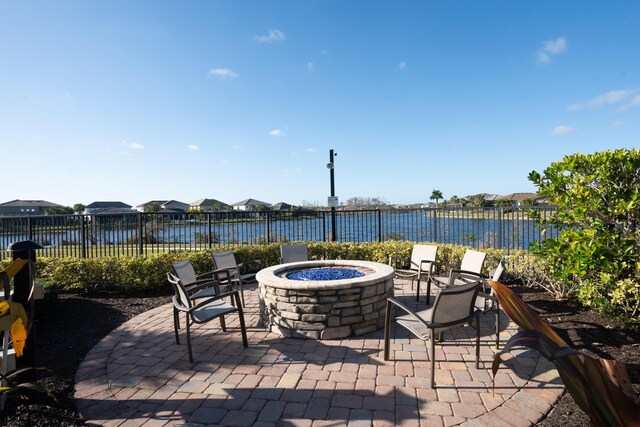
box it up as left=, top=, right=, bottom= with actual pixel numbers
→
left=172, top=260, right=197, bottom=285
left=281, top=244, right=309, bottom=264
left=460, top=250, right=486, bottom=274
left=212, top=251, right=238, bottom=270
left=167, top=272, right=191, bottom=308
left=429, top=281, right=481, bottom=326
left=491, top=261, right=505, bottom=282
left=410, top=245, right=438, bottom=271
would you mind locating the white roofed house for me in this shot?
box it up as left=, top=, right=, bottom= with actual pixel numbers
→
left=495, top=193, right=545, bottom=207
left=135, top=200, right=189, bottom=213
left=232, top=198, right=272, bottom=211
left=189, top=198, right=231, bottom=212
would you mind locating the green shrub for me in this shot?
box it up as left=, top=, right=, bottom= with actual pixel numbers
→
left=33, top=242, right=520, bottom=294
left=529, top=148, right=640, bottom=319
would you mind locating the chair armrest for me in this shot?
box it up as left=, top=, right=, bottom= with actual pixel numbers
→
left=185, top=279, right=221, bottom=296
left=185, top=278, right=219, bottom=289
left=191, top=289, right=240, bottom=310
left=450, top=269, right=486, bottom=284
left=428, top=275, right=449, bottom=288
left=417, top=260, right=436, bottom=274
left=386, top=297, right=432, bottom=327
left=212, top=266, right=239, bottom=277
left=172, top=296, right=190, bottom=312
left=451, top=269, right=487, bottom=278
left=196, top=270, right=216, bottom=280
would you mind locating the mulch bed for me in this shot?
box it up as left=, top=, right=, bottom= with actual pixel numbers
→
left=0, top=286, right=638, bottom=426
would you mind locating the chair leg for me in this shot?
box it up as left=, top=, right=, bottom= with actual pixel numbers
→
left=173, top=307, right=180, bottom=345
left=219, top=315, right=227, bottom=332
left=426, top=280, right=432, bottom=305
left=415, top=277, right=421, bottom=301
left=495, top=302, right=501, bottom=350
left=238, top=280, right=245, bottom=307
left=429, top=331, right=436, bottom=389
left=236, top=292, right=249, bottom=348
left=383, top=300, right=392, bottom=361
left=186, top=314, right=193, bottom=363
left=475, top=317, right=481, bottom=369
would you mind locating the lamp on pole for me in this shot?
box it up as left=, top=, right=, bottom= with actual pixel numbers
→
left=327, top=149, right=337, bottom=242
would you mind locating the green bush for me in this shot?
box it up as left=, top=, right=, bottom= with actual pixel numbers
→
left=529, top=148, right=640, bottom=320
left=32, top=242, right=518, bottom=294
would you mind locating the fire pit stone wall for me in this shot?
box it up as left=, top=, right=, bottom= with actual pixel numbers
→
left=256, top=260, right=395, bottom=339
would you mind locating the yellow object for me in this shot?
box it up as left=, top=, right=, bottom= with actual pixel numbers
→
left=0, top=300, right=9, bottom=317
left=2, top=259, right=29, bottom=280
left=10, top=317, right=27, bottom=357
left=0, top=301, right=29, bottom=357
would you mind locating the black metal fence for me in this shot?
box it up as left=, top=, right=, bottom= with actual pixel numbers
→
left=0, top=207, right=558, bottom=259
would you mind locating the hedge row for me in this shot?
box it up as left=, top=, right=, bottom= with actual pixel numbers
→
left=17, top=242, right=547, bottom=295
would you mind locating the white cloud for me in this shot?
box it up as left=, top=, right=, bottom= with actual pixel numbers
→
left=619, top=94, right=640, bottom=112
left=269, top=129, right=286, bottom=137
left=253, top=29, right=285, bottom=43
left=536, top=37, right=567, bottom=65
left=612, top=120, right=624, bottom=127
left=187, top=144, right=198, bottom=151
left=121, top=140, right=144, bottom=149
left=398, top=61, right=406, bottom=69
left=307, top=62, right=315, bottom=72
left=208, top=68, right=238, bottom=78
left=306, top=148, right=317, bottom=153
left=551, top=125, right=577, bottom=136
left=568, top=89, right=640, bottom=111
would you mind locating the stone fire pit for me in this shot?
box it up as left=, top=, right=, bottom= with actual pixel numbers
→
left=257, top=260, right=395, bottom=339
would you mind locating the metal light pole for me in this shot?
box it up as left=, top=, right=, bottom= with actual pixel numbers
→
left=327, top=149, right=337, bottom=242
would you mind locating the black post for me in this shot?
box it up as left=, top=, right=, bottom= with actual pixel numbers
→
left=7, top=240, right=43, bottom=381
left=329, top=149, right=337, bottom=242
left=81, top=215, right=87, bottom=259
left=208, top=213, right=212, bottom=249
left=138, top=213, right=144, bottom=256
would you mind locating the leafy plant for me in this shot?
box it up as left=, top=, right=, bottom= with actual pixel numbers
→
left=488, top=279, right=640, bottom=426
left=0, top=367, right=57, bottom=407
left=528, top=148, right=640, bottom=318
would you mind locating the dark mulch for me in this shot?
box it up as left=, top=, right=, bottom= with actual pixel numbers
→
left=0, top=286, right=638, bottom=426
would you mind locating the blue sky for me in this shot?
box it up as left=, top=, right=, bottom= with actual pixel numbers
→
left=1, top=1, right=638, bottom=208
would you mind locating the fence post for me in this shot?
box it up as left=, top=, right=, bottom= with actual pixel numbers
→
left=497, top=208, right=503, bottom=249
left=266, top=212, right=271, bottom=244
left=433, top=209, right=438, bottom=243
left=208, top=212, right=212, bottom=248
left=138, top=213, right=144, bottom=256
left=377, top=210, right=382, bottom=242
left=81, top=215, right=87, bottom=258
left=27, top=217, right=33, bottom=241
left=322, top=212, right=326, bottom=242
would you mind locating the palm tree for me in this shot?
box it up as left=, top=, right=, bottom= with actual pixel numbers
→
left=430, top=190, right=443, bottom=207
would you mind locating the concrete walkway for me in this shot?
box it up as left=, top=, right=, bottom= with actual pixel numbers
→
left=75, top=278, right=564, bottom=426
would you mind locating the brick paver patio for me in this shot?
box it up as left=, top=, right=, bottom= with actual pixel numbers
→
left=75, top=278, right=564, bottom=426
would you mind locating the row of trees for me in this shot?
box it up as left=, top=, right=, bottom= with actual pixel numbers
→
left=46, top=203, right=86, bottom=215
left=429, top=190, right=536, bottom=208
